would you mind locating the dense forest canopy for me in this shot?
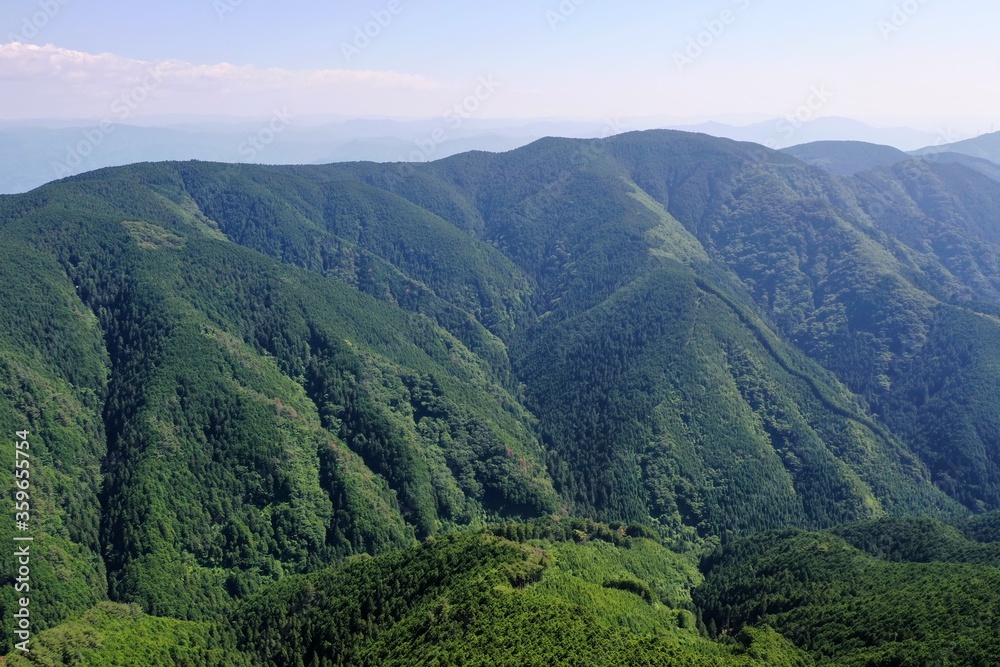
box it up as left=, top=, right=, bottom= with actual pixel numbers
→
left=3, top=131, right=1000, bottom=663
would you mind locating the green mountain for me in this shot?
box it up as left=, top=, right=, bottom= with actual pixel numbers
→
left=3, top=129, right=1000, bottom=662
left=918, top=151, right=1000, bottom=183
left=782, top=140, right=1000, bottom=184
left=912, top=129, right=1000, bottom=164
left=781, top=140, right=909, bottom=175
left=696, top=517, right=1000, bottom=666
left=10, top=517, right=999, bottom=666
left=10, top=526, right=814, bottom=667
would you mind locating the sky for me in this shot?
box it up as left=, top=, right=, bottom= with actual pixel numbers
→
left=1, top=0, right=998, bottom=132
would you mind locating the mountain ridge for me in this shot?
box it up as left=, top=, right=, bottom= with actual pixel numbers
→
left=4, top=129, right=1000, bottom=660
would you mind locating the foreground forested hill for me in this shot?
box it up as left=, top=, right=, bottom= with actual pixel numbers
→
left=7, top=517, right=999, bottom=665
left=3, top=130, right=1000, bottom=662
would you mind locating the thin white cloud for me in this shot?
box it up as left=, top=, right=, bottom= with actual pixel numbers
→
left=0, top=42, right=451, bottom=118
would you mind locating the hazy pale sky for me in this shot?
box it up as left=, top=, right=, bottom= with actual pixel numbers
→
left=1, top=0, right=997, bottom=128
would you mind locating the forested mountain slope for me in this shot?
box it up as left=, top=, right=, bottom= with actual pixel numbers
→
left=3, top=130, right=1000, bottom=658
left=696, top=517, right=1000, bottom=665
left=9, top=526, right=816, bottom=666
left=912, top=129, right=1000, bottom=164
left=9, top=517, right=999, bottom=666
left=780, top=140, right=909, bottom=175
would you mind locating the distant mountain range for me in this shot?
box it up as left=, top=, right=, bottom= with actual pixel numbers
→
left=674, top=116, right=944, bottom=151
left=782, top=139, right=1000, bottom=180
left=2, top=115, right=995, bottom=195
left=912, top=130, right=1000, bottom=164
